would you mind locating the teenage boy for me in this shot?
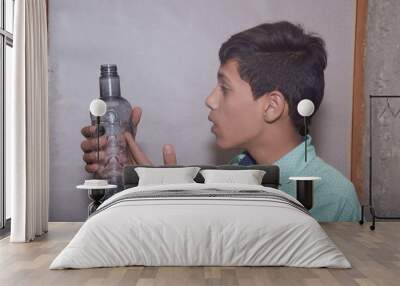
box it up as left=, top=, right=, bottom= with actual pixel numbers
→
left=81, top=21, right=360, bottom=222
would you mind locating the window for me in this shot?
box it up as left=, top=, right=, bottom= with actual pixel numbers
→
left=0, top=0, right=14, bottom=232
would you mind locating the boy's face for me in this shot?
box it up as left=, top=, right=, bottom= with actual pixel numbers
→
left=205, top=59, right=266, bottom=149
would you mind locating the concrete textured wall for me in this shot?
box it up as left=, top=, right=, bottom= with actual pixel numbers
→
left=49, top=0, right=356, bottom=221
left=364, top=0, right=400, bottom=217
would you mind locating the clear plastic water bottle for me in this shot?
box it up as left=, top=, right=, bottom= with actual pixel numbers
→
left=90, top=64, right=134, bottom=199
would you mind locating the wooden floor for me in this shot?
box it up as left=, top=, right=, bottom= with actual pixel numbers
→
left=0, top=222, right=399, bottom=286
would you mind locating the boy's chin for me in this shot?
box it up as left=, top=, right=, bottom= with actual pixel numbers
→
left=215, top=137, right=242, bottom=150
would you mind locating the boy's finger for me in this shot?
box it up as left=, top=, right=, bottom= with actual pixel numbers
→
left=81, top=125, right=96, bottom=138
left=131, top=107, right=142, bottom=128
left=81, top=136, right=108, bottom=153
left=82, top=151, right=106, bottom=164
left=81, top=125, right=105, bottom=138
left=127, top=149, right=138, bottom=165
left=85, top=163, right=99, bottom=173
left=124, top=132, right=152, bottom=166
left=163, top=144, right=177, bottom=166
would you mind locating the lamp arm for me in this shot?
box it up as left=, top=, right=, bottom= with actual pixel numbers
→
left=304, top=116, right=307, bottom=162
left=97, top=116, right=100, bottom=163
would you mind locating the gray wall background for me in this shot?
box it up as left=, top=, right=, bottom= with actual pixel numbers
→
left=364, top=0, right=400, bottom=217
left=49, top=0, right=357, bottom=221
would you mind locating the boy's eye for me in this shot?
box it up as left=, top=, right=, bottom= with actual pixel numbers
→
left=220, top=85, right=229, bottom=94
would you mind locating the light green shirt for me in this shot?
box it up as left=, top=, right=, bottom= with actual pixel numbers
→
left=229, top=136, right=361, bottom=222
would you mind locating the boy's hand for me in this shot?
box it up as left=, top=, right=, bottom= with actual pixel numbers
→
left=124, top=107, right=177, bottom=166
left=80, top=125, right=108, bottom=173
left=81, top=106, right=177, bottom=173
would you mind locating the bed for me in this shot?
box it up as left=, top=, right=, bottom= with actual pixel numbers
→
left=49, top=165, right=350, bottom=269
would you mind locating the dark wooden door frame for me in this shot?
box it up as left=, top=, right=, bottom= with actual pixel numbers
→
left=351, top=0, right=368, bottom=201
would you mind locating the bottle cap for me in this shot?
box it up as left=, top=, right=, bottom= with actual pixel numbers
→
left=100, top=64, right=118, bottom=77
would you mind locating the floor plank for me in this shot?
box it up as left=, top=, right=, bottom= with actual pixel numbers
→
left=0, top=222, right=399, bottom=286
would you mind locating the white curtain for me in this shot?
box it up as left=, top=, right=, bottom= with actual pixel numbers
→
left=7, top=0, right=49, bottom=242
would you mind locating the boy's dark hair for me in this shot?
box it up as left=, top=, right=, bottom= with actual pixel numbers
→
left=219, top=21, right=327, bottom=135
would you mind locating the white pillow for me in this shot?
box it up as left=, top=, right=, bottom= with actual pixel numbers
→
left=200, top=169, right=266, bottom=185
left=135, top=167, right=201, bottom=186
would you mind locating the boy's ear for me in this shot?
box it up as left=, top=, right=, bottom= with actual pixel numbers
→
left=263, top=90, right=287, bottom=124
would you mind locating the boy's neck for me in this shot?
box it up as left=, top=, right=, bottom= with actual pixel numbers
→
left=245, top=128, right=302, bottom=165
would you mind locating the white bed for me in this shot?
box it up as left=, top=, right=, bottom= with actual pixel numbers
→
left=50, top=183, right=350, bottom=269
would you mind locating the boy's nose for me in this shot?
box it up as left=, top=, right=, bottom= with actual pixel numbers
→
left=205, top=88, right=218, bottom=110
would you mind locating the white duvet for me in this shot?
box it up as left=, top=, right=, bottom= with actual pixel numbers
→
left=50, top=183, right=350, bottom=269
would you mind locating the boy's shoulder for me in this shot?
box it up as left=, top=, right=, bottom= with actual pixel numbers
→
left=306, top=156, right=361, bottom=221
left=306, top=156, right=356, bottom=197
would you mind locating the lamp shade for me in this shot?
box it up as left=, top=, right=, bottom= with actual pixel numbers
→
left=297, top=99, right=315, bottom=117
left=89, top=98, right=107, bottom=117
